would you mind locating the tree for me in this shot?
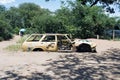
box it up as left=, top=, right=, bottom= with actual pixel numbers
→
left=18, top=3, right=42, bottom=28
left=5, top=7, right=22, bottom=33
left=0, top=5, right=13, bottom=41
left=0, top=20, right=12, bottom=41
left=32, top=14, right=67, bottom=34
left=55, top=7, right=76, bottom=34
left=0, top=5, right=6, bottom=13
left=46, top=0, right=120, bottom=13
left=55, top=1, right=116, bottom=38
left=77, top=0, right=120, bottom=13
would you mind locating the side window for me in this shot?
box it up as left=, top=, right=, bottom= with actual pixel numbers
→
left=57, top=35, right=68, bottom=41
left=42, top=35, right=55, bottom=42
left=27, top=35, right=42, bottom=42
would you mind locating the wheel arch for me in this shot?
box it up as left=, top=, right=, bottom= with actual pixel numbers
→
left=76, top=43, right=92, bottom=52
left=33, top=48, right=44, bottom=51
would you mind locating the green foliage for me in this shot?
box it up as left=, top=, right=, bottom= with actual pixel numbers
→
left=0, top=19, right=13, bottom=40
left=5, top=7, right=21, bottom=29
left=13, top=27, right=20, bottom=34
left=5, top=35, right=27, bottom=51
left=19, top=3, right=42, bottom=28
left=0, top=1, right=118, bottom=41
left=46, top=0, right=120, bottom=13
left=55, top=1, right=117, bottom=38
left=17, top=35, right=28, bottom=44
left=0, top=37, right=3, bottom=41
left=33, top=15, right=67, bottom=33
left=0, top=5, right=6, bottom=13
left=5, top=44, right=21, bottom=51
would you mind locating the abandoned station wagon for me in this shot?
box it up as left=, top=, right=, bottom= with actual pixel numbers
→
left=22, top=34, right=96, bottom=52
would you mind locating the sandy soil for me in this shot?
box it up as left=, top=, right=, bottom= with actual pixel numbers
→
left=0, top=36, right=120, bottom=80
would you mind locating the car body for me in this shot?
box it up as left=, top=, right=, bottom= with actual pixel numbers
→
left=22, top=34, right=96, bottom=52
left=73, top=39, right=96, bottom=52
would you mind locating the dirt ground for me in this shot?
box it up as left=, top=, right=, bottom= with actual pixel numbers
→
left=0, top=36, right=120, bottom=80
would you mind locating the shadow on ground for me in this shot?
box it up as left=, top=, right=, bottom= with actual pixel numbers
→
left=0, top=71, right=52, bottom=80
left=0, top=48, right=120, bottom=80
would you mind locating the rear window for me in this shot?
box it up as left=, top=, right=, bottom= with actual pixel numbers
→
left=27, top=35, right=43, bottom=42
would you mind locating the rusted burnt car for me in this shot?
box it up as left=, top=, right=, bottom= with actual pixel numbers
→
left=22, top=34, right=96, bottom=52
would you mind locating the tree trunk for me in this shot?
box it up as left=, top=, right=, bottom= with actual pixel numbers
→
left=113, top=30, right=115, bottom=40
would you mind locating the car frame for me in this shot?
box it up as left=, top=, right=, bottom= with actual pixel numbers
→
left=22, top=34, right=96, bottom=52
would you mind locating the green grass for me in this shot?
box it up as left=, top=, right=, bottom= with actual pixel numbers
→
left=17, top=35, right=28, bottom=44
left=108, top=38, right=120, bottom=41
left=5, top=44, right=21, bottom=51
left=5, top=35, right=28, bottom=52
left=114, top=38, right=120, bottom=41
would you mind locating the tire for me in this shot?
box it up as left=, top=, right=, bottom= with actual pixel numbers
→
left=92, top=48, right=97, bottom=53
left=76, top=44, right=92, bottom=52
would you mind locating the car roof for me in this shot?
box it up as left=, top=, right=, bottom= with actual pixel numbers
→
left=31, top=33, right=69, bottom=36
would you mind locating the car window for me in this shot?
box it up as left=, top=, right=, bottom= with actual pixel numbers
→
left=27, top=35, right=43, bottom=42
left=42, top=35, right=55, bottom=42
left=57, top=35, right=68, bottom=41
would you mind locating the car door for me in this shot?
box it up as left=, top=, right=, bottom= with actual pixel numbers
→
left=57, top=35, right=72, bottom=50
left=41, top=35, right=57, bottom=51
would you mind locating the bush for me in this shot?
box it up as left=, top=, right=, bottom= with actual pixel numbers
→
left=0, top=37, right=3, bottom=41
left=0, top=20, right=13, bottom=40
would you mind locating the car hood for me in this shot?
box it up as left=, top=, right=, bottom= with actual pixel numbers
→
left=73, top=39, right=96, bottom=47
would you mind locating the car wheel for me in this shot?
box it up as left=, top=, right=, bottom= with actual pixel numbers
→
left=76, top=44, right=92, bottom=52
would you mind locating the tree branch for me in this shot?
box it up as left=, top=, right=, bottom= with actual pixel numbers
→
left=90, top=0, right=100, bottom=7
